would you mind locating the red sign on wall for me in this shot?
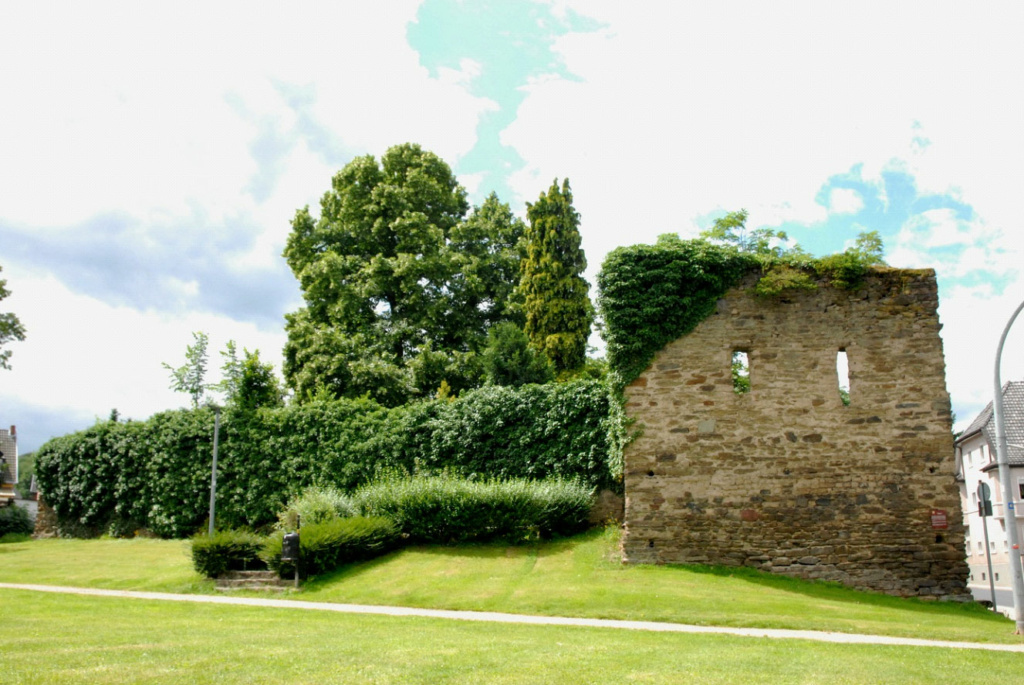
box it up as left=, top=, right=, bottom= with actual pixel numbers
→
left=930, top=509, right=948, bottom=529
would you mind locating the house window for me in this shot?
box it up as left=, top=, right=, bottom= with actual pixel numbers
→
left=982, top=572, right=987, bottom=580
left=836, top=349, right=850, bottom=406
left=996, top=573, right=1000, bottom=581
left=1018, top=479, right=1024, bottom=499
left=978, top=542, right=984, bottom=552
left=731, top=350, right=750, bottom=395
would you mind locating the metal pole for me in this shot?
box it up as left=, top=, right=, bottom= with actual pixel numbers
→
left=208, top=407, right=221, bottom=536
left=980, top=491, right=997, bottom=610
left=992, top=299, right=1024, bottom=634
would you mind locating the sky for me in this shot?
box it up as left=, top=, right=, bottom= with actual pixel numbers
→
left=2, top=0, right=1023, bottom=453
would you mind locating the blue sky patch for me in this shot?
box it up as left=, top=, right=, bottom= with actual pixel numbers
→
left=409, top=0, right=603, bottom=204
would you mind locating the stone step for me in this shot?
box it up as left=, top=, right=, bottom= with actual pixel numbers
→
left=219, top=570, right=279, bottom=581
left=215, top=570, right=292, bottom=591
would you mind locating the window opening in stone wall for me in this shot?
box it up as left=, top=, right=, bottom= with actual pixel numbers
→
left=836, top=349, right=850, bottom=406
left=732, top=350, right=750, bottom=394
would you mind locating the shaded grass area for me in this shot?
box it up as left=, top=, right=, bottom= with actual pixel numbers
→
left=1, top=591, right=1021, bottom=684
left=1, top=528, right=1018, bottom=645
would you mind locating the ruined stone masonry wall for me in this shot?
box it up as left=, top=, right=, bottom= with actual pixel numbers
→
left=621, top=269, right=969, bottom=598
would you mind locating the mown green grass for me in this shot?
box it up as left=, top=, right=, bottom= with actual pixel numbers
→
left=0, top=590, right=1020, bottom=684
left=1, top=527, right=1019, bottom=646
left=0, top=536, right=210, bottom=593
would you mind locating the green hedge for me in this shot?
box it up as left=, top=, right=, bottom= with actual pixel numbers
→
left=262, top=516, right=399, bottom=578
left=353, top=475, right=593, bottom=544
left=0, top=505, right=34, bottom=537
left=35, top=380, right=621, bottom=537
left=190, top=529, right=267, bottom=578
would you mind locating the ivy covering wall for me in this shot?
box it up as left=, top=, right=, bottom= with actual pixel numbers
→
left=35, top=380, right=622, bottom=538
left=597, top=238, right=754, bottom=386
left=597, top=233, right=885, bottom=386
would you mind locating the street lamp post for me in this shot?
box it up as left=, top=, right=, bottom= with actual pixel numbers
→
left=208, top=406, right=221, bottom=536
left=992, top=299, right=1024, bottom=634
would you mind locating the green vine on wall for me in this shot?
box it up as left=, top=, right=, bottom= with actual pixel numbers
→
left=597, top=237, right=755, bottom=387
left=597, top=221, right=886, bottom=387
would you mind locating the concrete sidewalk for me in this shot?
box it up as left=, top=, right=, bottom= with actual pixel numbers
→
left=2, top=582, right=1022, bottom=653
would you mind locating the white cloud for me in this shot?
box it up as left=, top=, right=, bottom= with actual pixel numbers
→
left=500, top=2, right=982, bottom=277
left=941, top=282, right=1024, bottom=430
left=0, top=0, right=493, bottom=244
left=828, top=188, right=864, bottom=215
left=1, top=267, right=287, bottom=421
left=889, top=211, right=1020, bottom=281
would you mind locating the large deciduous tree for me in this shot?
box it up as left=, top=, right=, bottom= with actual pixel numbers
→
left=0, top=264, right=27, bottom=371
left=518, top=178, right=594, bottom=373
left=282, top=144, right=526, bottom=405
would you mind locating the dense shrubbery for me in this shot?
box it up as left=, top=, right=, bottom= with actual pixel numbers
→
left=414, top=381, right=621, bottom=490
left=35, top=380, right=621, bottom=537
left=192, top=474, right=592, bottom=579
left=0, top=505, right=33, bottom=537
left=190, top=529, right=267, bottom=577
left=262, top=516, right=399, bottom=578
left=353, top=474, right=593, bottom=544
left=274, top=486, right=356, bottom=531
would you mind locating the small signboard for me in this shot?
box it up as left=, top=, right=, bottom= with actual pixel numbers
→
left=930, top=509, right=948, bottom=529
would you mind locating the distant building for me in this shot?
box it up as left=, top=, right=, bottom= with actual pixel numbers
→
left=955, top=382, right=1024, bottom=593
left=0, top=425, right=17, bottom=506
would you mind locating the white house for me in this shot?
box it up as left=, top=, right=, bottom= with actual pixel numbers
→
left=955, top=382, right=1024, bottom=596
left=0, top=425, right=17, bottom=506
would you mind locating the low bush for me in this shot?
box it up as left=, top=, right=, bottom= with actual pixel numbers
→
left=190, top=529, right=267, bottom=578
left=262, top=516, right=399, bottom=578
left=0, top=504, right=33, bottom=537
left=353, top=475, right=593, bottom=544
left=274, top=486, right=356, bottom=531
left=1, top=532, right=31, bottom=544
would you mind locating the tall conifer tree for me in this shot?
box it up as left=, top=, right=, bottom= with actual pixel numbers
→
left=518, top=178, right=594, bottom=372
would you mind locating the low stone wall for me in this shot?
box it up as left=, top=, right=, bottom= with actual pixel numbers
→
left=621, top=269, right=968, bottom=598
left=588, top=489, right=624, bottom=525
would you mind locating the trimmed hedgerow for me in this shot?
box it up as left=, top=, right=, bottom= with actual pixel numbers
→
left=190, top=529, right=267, bottom=578
left=262, top=516, right=399, bottom=578
left=352, top=474, right=593, bottom=544
left=417, top=381, right=622, bottom=492
left=35, top=380, right=621, bottom=537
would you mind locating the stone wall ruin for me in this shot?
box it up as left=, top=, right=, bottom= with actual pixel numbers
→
left=621, top=268, right=968, bottom=598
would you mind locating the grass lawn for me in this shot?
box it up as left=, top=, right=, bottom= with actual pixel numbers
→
left=1, top=590, right=1021, bottom=684
left=1, top=527, right=1020, bottom=647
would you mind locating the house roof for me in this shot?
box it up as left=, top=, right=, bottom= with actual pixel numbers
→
left=956, top=381, right=1024, bottom=468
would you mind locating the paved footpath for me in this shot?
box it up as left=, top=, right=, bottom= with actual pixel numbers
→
left=3, top=582, right=1023, bottom=653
